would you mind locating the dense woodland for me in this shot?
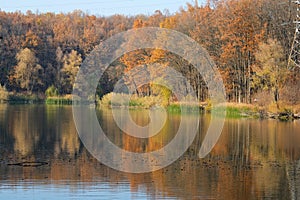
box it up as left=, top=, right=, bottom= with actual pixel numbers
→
left=0, top=0, right=299, bottom=105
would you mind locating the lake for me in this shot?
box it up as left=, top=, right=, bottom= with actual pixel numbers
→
left=0, top=104, right=300, bottom=199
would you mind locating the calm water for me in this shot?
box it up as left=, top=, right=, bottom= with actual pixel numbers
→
left=0, top=104, right=300, bottom=199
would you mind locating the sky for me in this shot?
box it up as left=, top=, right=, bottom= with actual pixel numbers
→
left=0, top=0, right=206, bottom=16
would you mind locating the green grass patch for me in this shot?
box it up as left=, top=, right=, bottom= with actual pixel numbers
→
left=46, top=95, right=73, bottom=105
left=167, top=103, right=204, bottom=114
left=224, top=106, right=243, bottom=118
left=210, top=103, right=259, bottom=118
left=167, top=104, right=181, bottom=112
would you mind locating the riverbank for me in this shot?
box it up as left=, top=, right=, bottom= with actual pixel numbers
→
left=166, top=102, right=300, bottom=120
left=2, top=92, right=300, bottom=121
left=223, top=102, right=300, bottom=121
left=45, top=95, right=73, bottom=105
left=0, top=93, right=44, bottom=104
left=98, top=93, right=300, bottom=121
left=0, top=92, right=73, bottom=105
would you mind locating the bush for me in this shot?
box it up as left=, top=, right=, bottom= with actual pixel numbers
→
left=45, top=85, right=59, bottom=97
left=99, top=92, right=163, bottom=108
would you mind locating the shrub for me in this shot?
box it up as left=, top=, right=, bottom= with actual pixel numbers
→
left=45, top=85, right=59, bottom=97
left=99, top=92, right=164, bottom=108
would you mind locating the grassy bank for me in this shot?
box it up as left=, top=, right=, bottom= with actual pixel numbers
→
left=99, top=93, right=300, bottom=120
left=99, top=93, right=165, bottom=109
left=1, top=85, right=45, bottom=104
left=167, top=103, right=205, bottom=113
left=99, top=92, right=205, bottom=111
left=1, top=89, right=89, bottom=105
left=220, top=102, right=300, bottom=120
left=45, top=95, right=73, bottom=105
left=2, top=89, right=300, bottom=121
left=220, top=103, right=258, bottom=118
left=99, top=93, right=256, bottom=117
left=4, top=93, right=44, bottom=104
left=0, top=91, right=73, bottom=105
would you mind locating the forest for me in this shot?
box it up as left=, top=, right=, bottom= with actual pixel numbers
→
left=0, top=0, right=299, bottom=107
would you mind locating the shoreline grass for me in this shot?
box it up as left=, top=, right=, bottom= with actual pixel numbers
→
left=45, top=95, right=73, bottom=105
left=2, top=91, right=300, bottom=121
left=98, top=93, right=300, bottom=120
left=6, top=93, right=44, bottom=104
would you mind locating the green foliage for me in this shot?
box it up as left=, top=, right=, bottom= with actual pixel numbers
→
left=45, top=85, right=59, bottom=97
left=166, top=104, right=181, bottom=112
left=210, top=103, right=258, bottom=118
left=45, top=96, right=73, bottom=105
left=150, top=79, right=172, bottom=107
left=167, top=103, right=203, bottom=114
left=205, top=99, right=212, bottom=112
left=224, top=107, right=243, bottom=118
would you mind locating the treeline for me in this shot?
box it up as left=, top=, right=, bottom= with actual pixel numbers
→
left=0, top=0, right=299, bottom=104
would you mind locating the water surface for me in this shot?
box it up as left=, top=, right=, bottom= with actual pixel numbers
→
left=0, top=104, right=300, bottom=199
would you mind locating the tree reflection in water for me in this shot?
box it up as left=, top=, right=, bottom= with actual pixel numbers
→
left=0, top=105, right=300, bottom=199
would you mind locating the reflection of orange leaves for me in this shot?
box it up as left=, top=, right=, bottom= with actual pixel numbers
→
left=11, top=110, right=39, bottom=156
left=58, top=121, right=80, bottom=156
left=211, top=143, right=228, bottom=156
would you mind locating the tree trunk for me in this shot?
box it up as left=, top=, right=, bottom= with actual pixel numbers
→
left=274, top=87, right=279, bottom=103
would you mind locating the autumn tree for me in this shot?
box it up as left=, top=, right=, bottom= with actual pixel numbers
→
left=0, top=2, right=296, bottom=102
left=22, top=30, right=41, bottom=48
left=215, top=0, right=265, bottom=103
left=55, top=47, right=64, bottom=93
left=60, top=50, right=82, bottom=94
left=14, top=48, right=44, bottom=93
left=253, top=39, right=287, bottom=102
left=258, top=0, right=296, bottom=60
